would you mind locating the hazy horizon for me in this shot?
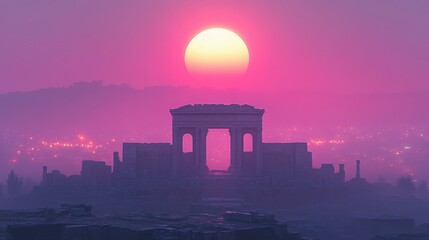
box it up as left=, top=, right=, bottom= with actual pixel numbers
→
left=0, top=81, right=428, bottom=186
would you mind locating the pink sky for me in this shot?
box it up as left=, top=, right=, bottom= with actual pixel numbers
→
left=0, top=1, right=428, bottom=94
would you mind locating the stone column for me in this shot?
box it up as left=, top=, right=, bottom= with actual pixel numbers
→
left=194, top=128, right=200, bottom=174
left=229, top=128, right=237, bottom=173
left=236, top=128, right=243, bottom=176
left=199, top=128, right=208, bottom=173
left=255, top=127, right=263, bottom=176
left=172, top=127, right=180, bottom=177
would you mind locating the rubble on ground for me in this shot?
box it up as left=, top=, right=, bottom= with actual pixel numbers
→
left=0, top=205, right=302, bottom=240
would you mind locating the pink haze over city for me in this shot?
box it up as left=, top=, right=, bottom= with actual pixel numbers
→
left=1, top=1, right=429, bottom=185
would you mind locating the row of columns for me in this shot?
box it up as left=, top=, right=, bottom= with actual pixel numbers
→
left=172, top=126, right=263, bottom=177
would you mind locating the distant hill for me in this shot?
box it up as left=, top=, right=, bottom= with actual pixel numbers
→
left=1, top=81, right=428, bottom=137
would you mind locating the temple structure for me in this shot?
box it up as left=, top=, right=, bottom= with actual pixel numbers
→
left=115, top=104, right=344, bottom=186
left=171, top=104, right=264, bottom=177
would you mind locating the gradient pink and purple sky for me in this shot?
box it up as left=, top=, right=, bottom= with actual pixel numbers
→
left=1, top=0, right=428, bottom=94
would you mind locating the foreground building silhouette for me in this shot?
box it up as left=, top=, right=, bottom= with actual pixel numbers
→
left=113, top=104, right=344, bottom=186
left=38, top=104, right=350, bottom=198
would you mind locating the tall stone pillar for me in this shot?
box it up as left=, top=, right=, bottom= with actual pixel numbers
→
left=172, top=127, right=180, bottom=177
left=199, top=128, right=208, bottom=173
left=236, top=128, right=243, bottom=175
left=356, top=160, right=361, bottom=179
left=255, top=127, right=263, bottom=176
left=229, top=128, right=237, bottom=173
left=194, top=128, right=200, bottom=174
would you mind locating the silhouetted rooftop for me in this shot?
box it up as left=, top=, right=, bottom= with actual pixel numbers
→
left=170, top=104, right=264, bottom=114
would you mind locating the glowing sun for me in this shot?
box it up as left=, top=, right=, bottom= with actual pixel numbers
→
left=185, top=28, right=249, bottom=76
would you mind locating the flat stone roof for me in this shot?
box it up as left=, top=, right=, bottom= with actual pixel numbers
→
left=170, top=104, right=264, bottom=114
